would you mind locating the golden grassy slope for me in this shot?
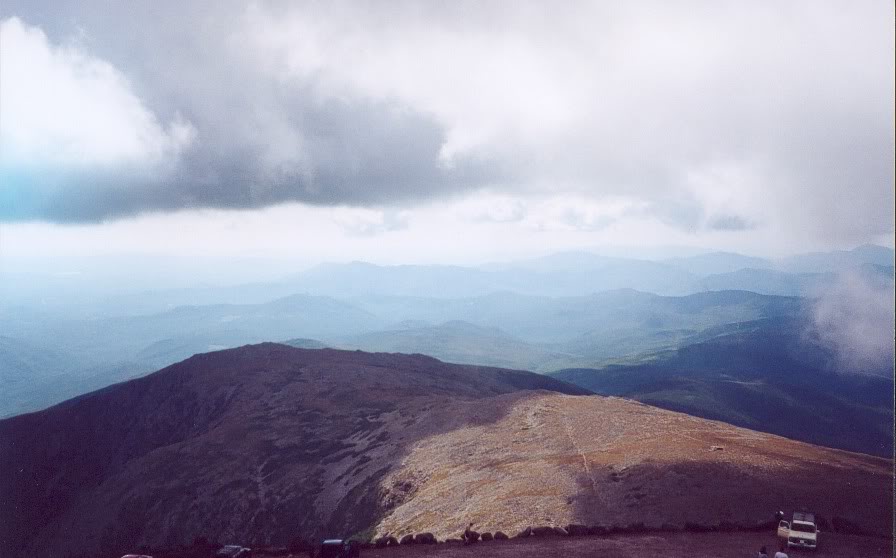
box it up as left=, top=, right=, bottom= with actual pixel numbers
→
left=376, top=392, right=892, bottom=540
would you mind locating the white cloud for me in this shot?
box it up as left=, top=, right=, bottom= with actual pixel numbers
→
left=812, top=272, right=896, bottom=376
left=329, top=207, right=410, bottom=237
left=0, top=17, right=195, bottom=170
left=241, top=1, right=894, bottom=244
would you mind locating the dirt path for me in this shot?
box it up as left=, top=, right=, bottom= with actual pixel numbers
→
left=557, top=399, right=599, bottom=497
left=361, top=531, right=893, bottom=558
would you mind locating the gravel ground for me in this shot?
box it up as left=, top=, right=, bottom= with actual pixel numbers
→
left=360, top=532, right=893, bottom=558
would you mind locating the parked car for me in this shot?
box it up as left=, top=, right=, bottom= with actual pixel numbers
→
left=318, top=539, right=360, bottom=558
left=215, top=545, right=252, bottom=558
left=777, top=511, right=819, bottom=550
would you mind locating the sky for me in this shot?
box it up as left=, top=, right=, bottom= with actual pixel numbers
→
left=1, top=0, right=894, bottom=275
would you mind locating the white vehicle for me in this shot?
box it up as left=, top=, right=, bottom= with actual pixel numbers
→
left=778, top=512, right=818, bottom=550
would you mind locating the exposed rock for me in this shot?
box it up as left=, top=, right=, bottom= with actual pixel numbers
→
left=514, top=527, right=533, bottom=538
left=480, top=532, right=493, bottom=541
left=531, top=526, right=560, bottom=537
left=414, top=532, right=437, bottom=545
left=399, top=534, right=416, bottom=545
left=493, top=531, right=509, bottom=540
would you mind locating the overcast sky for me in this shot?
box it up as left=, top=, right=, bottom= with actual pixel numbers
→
left=1, top=1, right=893, bottom=271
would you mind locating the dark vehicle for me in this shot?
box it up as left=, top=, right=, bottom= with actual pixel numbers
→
left=215, top=545, right=252, bottom=558
left=318, top=539, right=360, bottom=558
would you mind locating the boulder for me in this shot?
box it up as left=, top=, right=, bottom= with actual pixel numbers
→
left=385, top=536, right=400, bottom=547
left=480, top=532, right=493, bottom=541
left=444, top=538, right=463, bottom=544
left=514, top=527, right=533, bottom=538
left=399, top=534, right=416, bottom=545
left=414, top=533, right=437, bottom=545
left=531, top=526, right=559, bottom=537
left=493, top=531, right=509, bottom=541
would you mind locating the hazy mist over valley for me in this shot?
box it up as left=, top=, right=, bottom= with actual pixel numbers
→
left=0, top=2, right=893, bottom=557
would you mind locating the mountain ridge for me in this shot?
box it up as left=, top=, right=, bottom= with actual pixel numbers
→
left=1, top=344, right=890, bottom=558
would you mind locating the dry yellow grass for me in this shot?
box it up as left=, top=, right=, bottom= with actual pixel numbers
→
left=375, top=392, right=891, bottom=541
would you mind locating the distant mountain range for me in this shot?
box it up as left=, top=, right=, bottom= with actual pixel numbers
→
left=0, top=289, right=814, bottom=416
left=2, top=345, right=890, bottom=558
left=286, top=244, right=893, bottom=299
left=4, top=244, right=889, bottom=316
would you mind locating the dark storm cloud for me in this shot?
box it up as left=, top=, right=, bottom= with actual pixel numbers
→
left=3, top=96, right=486, bottom=222
left=0, top=1, right=499, bottom=222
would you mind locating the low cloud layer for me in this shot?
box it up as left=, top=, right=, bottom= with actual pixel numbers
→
left=0, top=1, right=893, bottom=248
left=812, top=272, right=895, bottom=376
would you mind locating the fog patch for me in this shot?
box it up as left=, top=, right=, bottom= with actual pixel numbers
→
left=811, top=272, right=895, bottom=376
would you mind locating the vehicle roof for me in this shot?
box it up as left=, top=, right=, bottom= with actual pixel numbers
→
left=793, top=512, right=816, bottom=522
left=322, top=539, right=344, bottom=544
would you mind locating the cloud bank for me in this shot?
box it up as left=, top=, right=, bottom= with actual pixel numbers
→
left=812, top=272, right=895, bottom=376
left=0, top=1, right=893, bottom=248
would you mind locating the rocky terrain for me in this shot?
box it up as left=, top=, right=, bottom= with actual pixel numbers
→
left=0, top=344, right=890, bottom=558
left=373, top=392, right=891, bottom=540
left=359, top=531, right=893, bottom=558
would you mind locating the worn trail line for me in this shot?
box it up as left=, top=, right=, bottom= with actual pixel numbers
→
left=556, top=402, right=599, bottom=498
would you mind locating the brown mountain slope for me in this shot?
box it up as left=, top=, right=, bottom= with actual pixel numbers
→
left=0, top=344, right=890, bottom=558
left=0, top=344, right=587, bottom=558
left=375, top=392, right=891, bottom=539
